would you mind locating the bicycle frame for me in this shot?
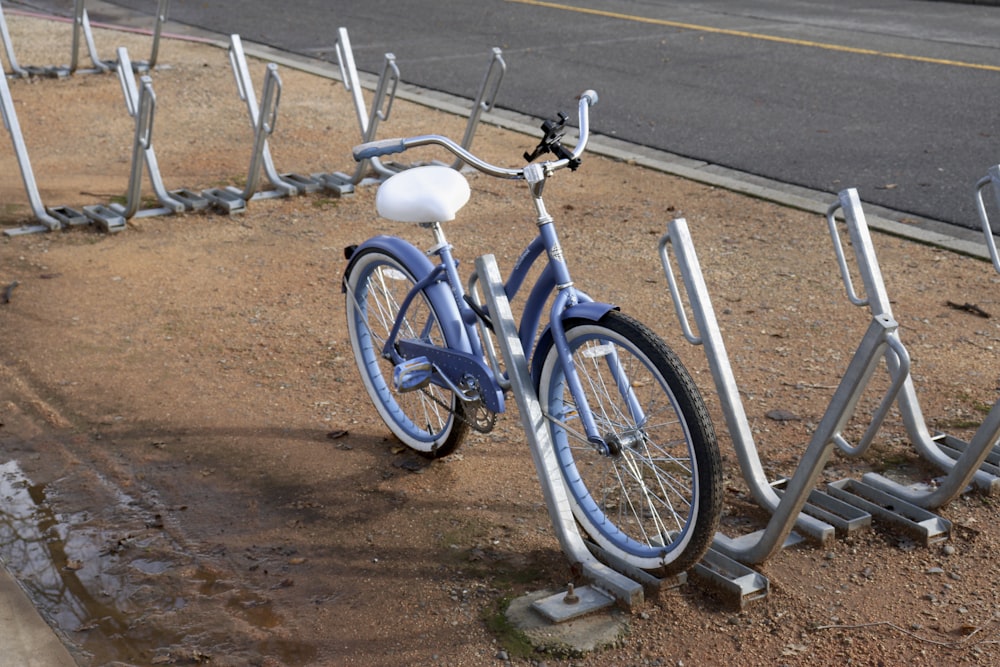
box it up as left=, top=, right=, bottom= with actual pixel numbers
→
left=344, top=92, right=721, bottom=585
left=346, top=215, right=617, bottom=444
left=345, top=90, right=635, bottom=450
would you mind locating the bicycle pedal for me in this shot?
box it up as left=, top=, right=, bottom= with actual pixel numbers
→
left=393, top=357, right=433, bottom=392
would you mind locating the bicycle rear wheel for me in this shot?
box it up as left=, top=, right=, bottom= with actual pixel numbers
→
left=344, top=248, right=468, bottom=457
left=535, top=311, right=722, bottom=574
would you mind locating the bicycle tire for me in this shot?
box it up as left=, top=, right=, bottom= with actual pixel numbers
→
left=535, top=311, right=722, bottom=574
left=344, top=248, right=469, bottom=457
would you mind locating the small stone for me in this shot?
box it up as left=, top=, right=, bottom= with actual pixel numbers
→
left=925, top=566, right=945, bottom=575
left=766, top=409, right=801, bottom=422
left=497, top=650, right=509, bottom=661
left=942, top=544, right=956, bottom=556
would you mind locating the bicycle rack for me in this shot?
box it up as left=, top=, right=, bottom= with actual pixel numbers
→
left=2, top=0, right=168, bottom=79
left=201, top=36, right=281, bottom=213
left=835, top=178, right=1000, bottom=506
left=450, top=47, right=506, bottom=171
left=335, top=28, right=401, bottom=185
left=660, top=215, right=951, bottom=573
left=69, top=0, right=114, bottom=73
left=0, top=0, right=69, bottom=78
left=71, top=0, right=169, bottom=74
left=0, top=66, right=91, bottom=235
left=335, top=28, right=507, bottom=182
left=473, top=253, right=646, bottom=612
left=104, top=47, right=203, bottom=222
left=229, top=35, right=325, bottom=196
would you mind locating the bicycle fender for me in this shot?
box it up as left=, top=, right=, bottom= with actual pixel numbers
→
left=342, top=235, right=435, bottom=288
left=529, top=301, right=618, bottom=387
left=342, top=235, right=469, bottom=351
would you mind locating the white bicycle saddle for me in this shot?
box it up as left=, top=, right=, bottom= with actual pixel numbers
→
left=376, top=165, right=471, bottom=223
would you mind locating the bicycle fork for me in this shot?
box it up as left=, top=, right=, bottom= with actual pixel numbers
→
left=526, top=165, right=645, bottom=455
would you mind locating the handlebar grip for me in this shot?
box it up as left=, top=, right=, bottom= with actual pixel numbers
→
left=579, top=89, right=599, bottom=106
left=352, top=138, right=407, bottom=161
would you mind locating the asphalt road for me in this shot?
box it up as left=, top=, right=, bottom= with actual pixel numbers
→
left=16, top=0, right=1000, bottom=232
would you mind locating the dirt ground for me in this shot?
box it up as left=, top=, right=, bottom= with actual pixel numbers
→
left=3, top=12, right=1000, bottom=667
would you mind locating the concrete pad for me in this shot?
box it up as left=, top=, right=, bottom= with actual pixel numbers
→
left=505, top=589, right=629, bottom=657
left=0, top=562, right=77, bottom=667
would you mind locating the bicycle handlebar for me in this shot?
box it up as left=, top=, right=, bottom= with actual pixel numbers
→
left=352, top=89, right=599, bottom=179
left=352, top=138, right=408, bottom=160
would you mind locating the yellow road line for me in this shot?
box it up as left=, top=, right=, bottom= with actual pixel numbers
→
left=507, top=0, right=1000, bottom=72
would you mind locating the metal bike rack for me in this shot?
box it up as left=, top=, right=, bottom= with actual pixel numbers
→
left=205, top=35, right=354, bottom=212
left=0, top=0, right=69, bottom=78
left=335, top=27, right=402, bottom=185
left=473, top=253, right=646, bottom=612
left=660, top=215, right=950, bottom=572
left=833, top=178, right=1000, bottom=506
left=1, top=0, right=167, bottom=78
left=202, top=36, right=282, bottom=213
left=0, top=66, right=91, bottom=235
left=105, top=47, right=201, bottom=222
left=70, top=0, right=114, bottom=73
left=71, top=0, right=169, bottom=74
left=227, top=35, right=324, bottom=197
left=335, top=27, right=507, bottom=182
left=450, top=47, right=506, bottom=171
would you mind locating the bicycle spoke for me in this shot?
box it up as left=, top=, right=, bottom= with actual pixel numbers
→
left=537, top=313, right=721, bottom=573
left=345, top=250, right=468, bottom=457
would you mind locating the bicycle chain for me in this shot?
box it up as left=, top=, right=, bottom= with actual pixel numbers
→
left=420, top=386, right=497, bottom=434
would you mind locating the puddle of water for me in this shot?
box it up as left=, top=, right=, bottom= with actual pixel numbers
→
left=130, top=558, right=172, bottom=576
left=0, top=460, right=157, bottom=664
left=0, top=459, right=318, bottom=665
left=192, top=568, right=237, bottom=598
left=227, top=591, right=283, bottom=628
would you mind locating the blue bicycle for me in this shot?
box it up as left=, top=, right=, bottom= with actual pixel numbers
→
left=343, top=91, right=722, bottom=574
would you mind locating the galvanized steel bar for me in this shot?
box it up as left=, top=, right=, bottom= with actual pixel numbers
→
left=0, top=68, right=61, bottom=232
left=451, top=47, right=506, bottom=170
left=830, top=189, right=1000, bottom=504
left=474, top=253, right=644, bottom=608
left=228, top=34, right=297, bottom=198
left=113, top=47, right=185, bottom=218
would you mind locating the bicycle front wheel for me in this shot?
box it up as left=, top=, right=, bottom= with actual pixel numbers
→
left=535, top=311, right=722, bottom=574
left=344, top=248, right=468, bottom=457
